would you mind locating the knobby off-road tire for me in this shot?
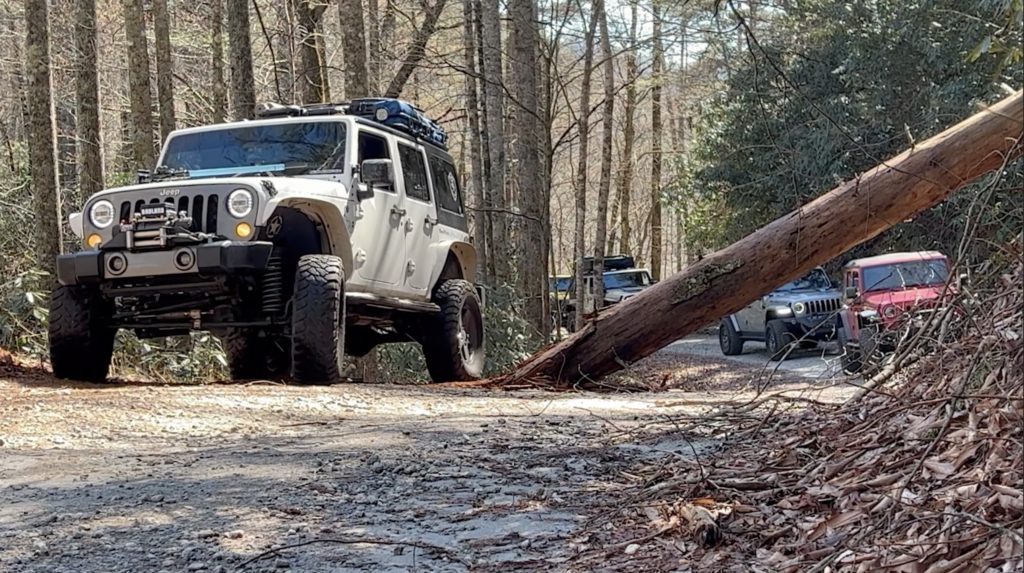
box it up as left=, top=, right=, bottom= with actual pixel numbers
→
left=48, top=284, right=115, bottom=383
left=765, top=319, right=794, bottom=362
left=423, top=279, right=485, bottom=383
left=224, top=329, right=290, bottom=381
left=719, top=320, right=744, bottom=356
left=291, top=255, right=346, bottom=385
left=837, top=326, right=863, bottom=374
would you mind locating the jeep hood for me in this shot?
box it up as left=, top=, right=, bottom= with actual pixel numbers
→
left=863, top=286, right=948, bottom=308
left=69, top=176, right=350, bottom=237
left=768, top=289, right=841, bottom=304
left=605, top=286, right=647, bottom=301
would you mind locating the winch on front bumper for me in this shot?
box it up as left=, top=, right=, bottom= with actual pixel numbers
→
left=57, top=202, right=272, bottom=286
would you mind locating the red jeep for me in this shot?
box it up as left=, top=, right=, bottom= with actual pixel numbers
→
left=837, top=251, right=959, bottom=374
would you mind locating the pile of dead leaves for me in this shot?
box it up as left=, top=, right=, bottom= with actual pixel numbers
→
left=587, top=264, right=1023, bottom=572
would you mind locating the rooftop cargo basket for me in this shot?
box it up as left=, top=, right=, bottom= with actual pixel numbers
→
left=254, top=98, right=449, bottom=150
left=347, top=98, right=448, bottom=149
left=580, top=254, right=635, bottom=275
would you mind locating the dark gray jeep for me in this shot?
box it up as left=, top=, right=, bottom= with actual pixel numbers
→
left=719, top=266, right=842, bottom=360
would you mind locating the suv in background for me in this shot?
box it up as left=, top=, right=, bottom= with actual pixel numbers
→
left=559, top=255, right=654, bottom=332
left=837, top=251, right=957, bottom=374
left=50, top=98, right=484, bottom=385
left=719, top=266, right=842, bottom=360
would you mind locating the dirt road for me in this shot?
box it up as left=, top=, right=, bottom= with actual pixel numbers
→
left=0, top=348, right=855, bottom=573
left=664, top=334, right=849, bottom=381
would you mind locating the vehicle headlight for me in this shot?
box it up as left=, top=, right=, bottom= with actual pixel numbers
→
left=883, top=305, right=898, bottom=319
left=89, top=199, right=115, bottom=229
left=792, top=302, right=806, bottom=315
left=775, top=306, right=793, bottom=317
left=227, top=189, right=254, bottom=218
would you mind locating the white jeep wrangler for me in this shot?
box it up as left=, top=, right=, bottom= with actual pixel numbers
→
left=50, top=98, right=484, bottom=385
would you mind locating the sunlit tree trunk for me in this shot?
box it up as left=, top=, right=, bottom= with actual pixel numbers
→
left=340, top=0, right=369, bottom=98
left=26, top=0, right=63, bottom=275
left=608, top=0, right=637, bottom=257
left=572, top=13, right=598, bottom=329
left=227, top=0, right=256, bottom=119
left=649, top=4, right=663, bottom=280
left=74, top=0, right=103, bottom=196
left=479, top=0, right=508, bottom=283
left=592, top=0, right=614, bottom=309
left=462, top=0, right=487, bottom=283
left=154, top=0, right=175, bottom=142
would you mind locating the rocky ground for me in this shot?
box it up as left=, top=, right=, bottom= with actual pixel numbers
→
left=0, top=343, right=859, bottom=573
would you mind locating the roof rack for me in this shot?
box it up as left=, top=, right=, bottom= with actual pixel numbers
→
left=254, top=98, right=448, bottom=150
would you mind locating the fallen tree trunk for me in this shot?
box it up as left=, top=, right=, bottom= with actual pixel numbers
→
left=507, top=90, right=1023, bottom=386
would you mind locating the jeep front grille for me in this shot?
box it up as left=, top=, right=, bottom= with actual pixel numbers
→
left=806, top=298, right=841, bottom=315
left=119, top=195, right=220, bottom=233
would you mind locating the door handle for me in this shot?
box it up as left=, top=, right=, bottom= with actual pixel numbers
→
left=425, top=215, right=438, bottom=226
left=390, top=206, right=407, bottom=217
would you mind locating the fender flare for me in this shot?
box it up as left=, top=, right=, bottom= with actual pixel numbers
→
left=427, top=240, right=477, bottom=289
left=261, top=197, right=354, bottom=274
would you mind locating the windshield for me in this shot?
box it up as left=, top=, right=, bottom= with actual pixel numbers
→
left=777, top=268, right=833, bottom=292
left=862, top=259, right=949, bottom=291
left=603, top=271, right=651, bottom=290
left=550, top=277, right=572, bottom=292
left=160, top=121, right=347, bottom=176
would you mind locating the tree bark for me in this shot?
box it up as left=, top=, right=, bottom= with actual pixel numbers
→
left=227, top=0, right=256, bottom=119
left=462, top=0, right=487, bottom=283
left=649, top=4, right=663, bottom=281
left=210, top=0, right=228, bottom=121
left=510, top=0, right=544, bottom=336
left=124, top=0, right=155, bottom=170
left=384, top=0, right=448, bottom=98
left=608, top=0, right=637, bottom=257
left=572, top=13, right=598, bottom=330
left=592, top=0, right=614, bottom=310
left=296, top=0, right=329, bottom=104
left=154, top=0, right=175, bottom=141
left=340, top=0, right=369, bottom=98
left=25, top=0, right=63, bottom=275
left=366, top=0, right=379, bottom=93
left=479, top=0, right=508, bottom=283
left=505, top=90, right=1023, bottom=386
left=74, top=0, right=103, bottom=198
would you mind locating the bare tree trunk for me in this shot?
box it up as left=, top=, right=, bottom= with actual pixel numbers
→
left=592, top=0, right=614, bottom=310
left=510, top=0, right=544, bottom=336
left=26, top=0, right=63, bottom=275
left=366, top=0, right=379, bottom=93
left=479, top=0, right=508, bottom=283
left=296, top=0, right=328, bottom=104
left=124, top=0, right=155, bottom=170
left=227, top=0, right=256, bottom=119
left=340, top=0, right=369, bottom=98
left=74, top=0, right=103, bottom=197
left=273, top=0, right=295, bottom=104
left=153, top=0, right=175, bottom=142
left=572, top=13, right=598, bottom=330
left=505, top=91, right=1024, bottom=386
left=210, top=0, right=228, bottom=121
left=463, top=0, right=487, bottom=283
left=384, top=0, right=448, bottom=98
left=649, top=4, right=663, bottom=281
left=608, top=0, right=637, bottom=257
left=474, top=0, right=495, bottom=280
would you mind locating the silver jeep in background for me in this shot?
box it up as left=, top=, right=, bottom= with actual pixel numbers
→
left=718, top=266, right=842, bottom=360
left=50, top=98, right=484, bottom=385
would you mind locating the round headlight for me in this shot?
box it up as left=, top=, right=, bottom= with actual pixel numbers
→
left=89, top=200, right=115, bottom=229
left=883, top=305, right=898, bottom=318
left=792, top=302, right=806, bottom=315
left=227, top=189, right=254, bottom=218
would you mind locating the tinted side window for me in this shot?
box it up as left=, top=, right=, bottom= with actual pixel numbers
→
left=358, top=132, right=394, bottom=192
left=398, top=144, right=430, bottom=202
left=429, top=156, right=464, bottom=215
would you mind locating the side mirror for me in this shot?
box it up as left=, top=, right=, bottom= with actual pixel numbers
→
left=361, top=158, right=394, bottom=190
left=844, top=286, right=858, bottom=299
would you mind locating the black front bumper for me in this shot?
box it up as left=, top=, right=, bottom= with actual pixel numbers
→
left=56, top=241, right=274, bottom=286
left=786, top=314, right=839, bottom=341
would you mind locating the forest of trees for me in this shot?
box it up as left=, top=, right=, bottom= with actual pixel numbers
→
left=0, top=0, right=1020, bottom=379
